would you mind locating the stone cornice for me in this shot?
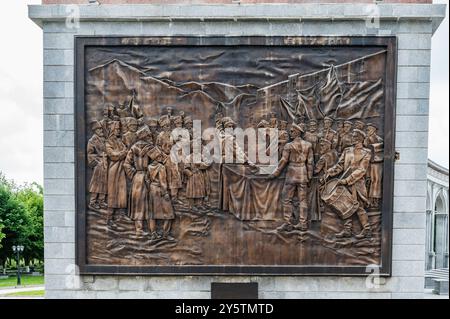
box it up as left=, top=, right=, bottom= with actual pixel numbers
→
left=29, top=3, right=446, bottom=33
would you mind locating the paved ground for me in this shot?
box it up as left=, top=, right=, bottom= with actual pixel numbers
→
left=0, top=285, right=45, bottom=299
left=424, top=288, right=449, bottom=299
left=0, top=285, right=446, bottom=299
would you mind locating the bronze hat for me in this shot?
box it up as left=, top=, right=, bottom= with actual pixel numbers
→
left=257, top=119, right=269, bottom=128
left=183, top=116, right=193, bottom=125
left=172, top=115, right=183, bottom=125
left=147, top=118, right=158, bottom=126
left=222, top=117, right=236, bottom=128
left=136, top=125, right=152, bottom=140
left=159, top=115, right=171, bottom=127
left=320, top=138, right=332, bottom=145
left=291, top=122, right=304, bottom=133
left=148, top=146, right=166, bottom=162
left=126, top=117, right=138, bottom=126
left=354, top=120, right=365, bottom=128
left=353, top=128, right=367, bottom=139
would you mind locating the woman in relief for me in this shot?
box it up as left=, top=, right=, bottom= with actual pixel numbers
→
left=123, top=126, right=154, bottom=234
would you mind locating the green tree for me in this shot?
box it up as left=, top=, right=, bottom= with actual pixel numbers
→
left=17, top=183, right=44, bottom=266
left=0, top=174, right=29, bottom=271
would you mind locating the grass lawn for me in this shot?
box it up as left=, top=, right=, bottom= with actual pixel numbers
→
left=0, top=275, right=44, bottom=288
left=3, top=289, right=45, bottom=297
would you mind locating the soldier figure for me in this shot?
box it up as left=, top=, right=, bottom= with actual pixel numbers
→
left=364, top=123, right=384, bottom=208
left=338, top=120, right=353, bottom=153
left=304, top=119, right=320, bottom=161
left=319, top=116, right=338, bottom=150
left=326, top=129, right=373, bottom=239
left=269, top=123, right=314, bottom=231
left=87, top=121, right=108, bottom=210
left=312, top=138, right=338, bottom=220
left=316, top=138, right=338, bottom=180
left=354, top=120, right=365, bottom=131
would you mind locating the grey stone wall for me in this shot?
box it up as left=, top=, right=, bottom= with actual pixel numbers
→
left=29, top=3, right=446, bottom=299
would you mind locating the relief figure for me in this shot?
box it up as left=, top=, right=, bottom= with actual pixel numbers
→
left=156, top=115, right=183, bottom=205
left=319, top=116, right=338, bottom=151
left=184, top=148, right=212, bottom=210
left=338, top=120, right=353, bottom=154
left=364, top=123, right=384, bottom=208
left=87, top=120, right=108, bottom=210
left=147, top=147, right=176, bottom=241
left=122, top=117, right=138, bottom=149
left=123, top=126, right=154, bottom=234
left=324, top=129, right=373, bottom=239
left=106, top=121, right=128, bottom=224
left=269, top=123, right=314, bottom=231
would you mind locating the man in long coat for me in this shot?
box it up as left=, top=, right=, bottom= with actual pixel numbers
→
left=106, top=121, right=128, bottom=224
left=87, top=121, right=108, bottom=210
left=326, top=129, right=373, bottom=239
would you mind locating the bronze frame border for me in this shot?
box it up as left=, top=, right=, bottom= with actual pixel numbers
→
left=75, top=36, right=396, bottom=276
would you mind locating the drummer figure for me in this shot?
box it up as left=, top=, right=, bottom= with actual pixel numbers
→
left=325, top=129, right=373, bottom=239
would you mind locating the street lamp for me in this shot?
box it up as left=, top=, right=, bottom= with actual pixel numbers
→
left=12, top=245, right=24, bottom=286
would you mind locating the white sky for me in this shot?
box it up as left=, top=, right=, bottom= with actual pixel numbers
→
left=0, top=1, right=448, bottom=185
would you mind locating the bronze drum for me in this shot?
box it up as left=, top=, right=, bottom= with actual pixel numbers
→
left=321, top=179, right=359, bottom=219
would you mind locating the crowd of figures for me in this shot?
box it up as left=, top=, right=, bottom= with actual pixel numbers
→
left=87, top=102, right=212, bottom=240
left=263, top=113, right=384, bottom=239
left=86, top=96, right=384, bottom=241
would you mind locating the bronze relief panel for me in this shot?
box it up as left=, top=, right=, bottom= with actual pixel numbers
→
left=75, top=36, right=396, bottom=275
